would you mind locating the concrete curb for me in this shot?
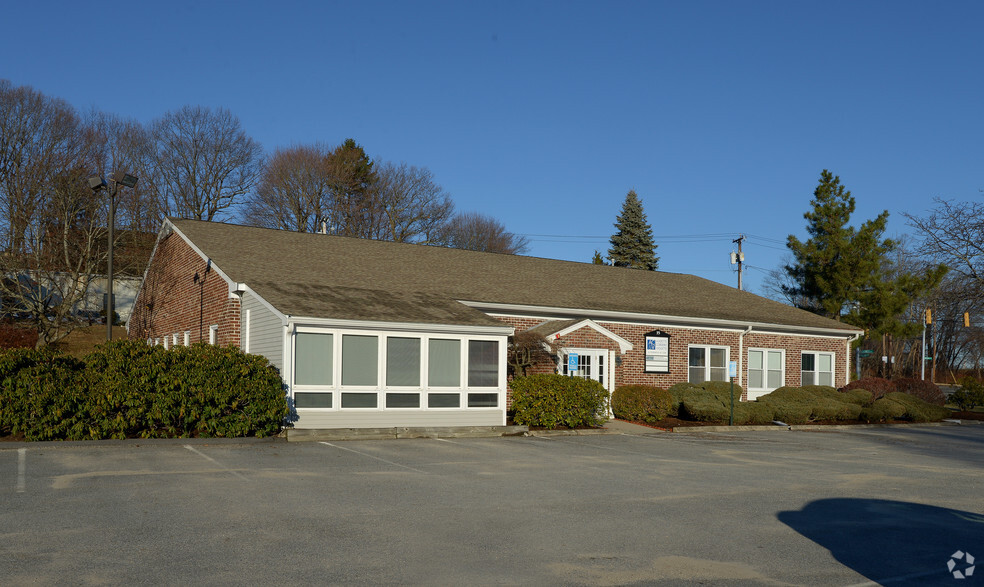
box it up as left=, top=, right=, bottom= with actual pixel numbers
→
left=525, top=427, right=622, bottom=437
left=284, top=425, right=529, bottom=442
left=669, top=420, right=967, bottom=433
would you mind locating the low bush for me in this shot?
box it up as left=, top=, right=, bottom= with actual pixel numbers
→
left=0, top=351, right=88, bottom=439
left=949, top=377, right=984, bottom=411
left=0, top=340, right=288, bottom=440
left=511, top=374, right=609, bottom=429
left=611, top=384, right=673, bottom=423
left=859, top=398, right=905, bottom=422
left=892, top=378, right=945, bottom=406
left=670, top=381, right=747, bottom=422
left=842, top=377, right=895, bottom=400
left=881, top=392, right=951, bottom=422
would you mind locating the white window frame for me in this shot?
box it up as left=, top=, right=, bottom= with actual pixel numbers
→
left=747, top=348, right=785, bottom=397
left=289, top=326, right=505, bottom=412
left=688, top=345, right=731, bottom=383
left=208, top=324, right=218, bottom=345
left=801, top=351, right=835, bottom=387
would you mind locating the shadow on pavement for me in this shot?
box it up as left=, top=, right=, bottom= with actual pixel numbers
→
left=779, top=498, right=983, bottom=584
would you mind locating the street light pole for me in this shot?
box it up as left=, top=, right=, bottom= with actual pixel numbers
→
left=88, top=172, right=138, bottom=341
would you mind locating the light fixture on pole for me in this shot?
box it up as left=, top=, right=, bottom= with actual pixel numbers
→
left=88, top=171, right=138, bottom=341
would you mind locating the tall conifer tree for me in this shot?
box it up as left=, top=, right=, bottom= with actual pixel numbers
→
left=784, top=170, right=945, bottom=336
left=608, top=190, right=659, bottom=270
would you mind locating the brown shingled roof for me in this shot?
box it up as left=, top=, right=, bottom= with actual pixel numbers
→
left=168, top=218, right=860, bottom=333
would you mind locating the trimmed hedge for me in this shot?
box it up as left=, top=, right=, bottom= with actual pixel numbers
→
left=862, top=392, right=951, bottom=423
left=0, top=340, right=287, bottom=440
left=666, top=381, right=771, bottom=424
left=611, top=384, right=673, bottom=423
left=758, top=386, right=863, bottom=424
left=511, top=374, right=609, bottom=429
left=662, top=381, right=947, bottom=426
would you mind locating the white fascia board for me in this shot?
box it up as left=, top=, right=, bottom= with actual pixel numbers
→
left=461, top=300, right=863, bottom=339
left=553, top=319, right=633, bottom=353
left=287, top=315, right=514, bottom=337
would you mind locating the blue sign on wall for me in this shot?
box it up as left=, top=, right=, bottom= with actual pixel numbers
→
left=567, top=352, right=579, bottom=372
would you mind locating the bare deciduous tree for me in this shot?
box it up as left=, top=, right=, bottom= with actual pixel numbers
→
left=244, top=143, right=334, bottom=232
left=369, top=161, right=453, bottom=243
left=0, top=80, right=78, bottom=252
left=906, top=197, right=984, bottom=290
left=440, top=211, right=530, bottom=254
left=147, top=105, right=262, bottom=221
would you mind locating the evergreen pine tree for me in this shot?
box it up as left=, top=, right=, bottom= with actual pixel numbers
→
left=591, top=250, right=606, bottom=264
left=784, top=170, right=945, bottom=335
left=607, top=190, right=659, bottom=270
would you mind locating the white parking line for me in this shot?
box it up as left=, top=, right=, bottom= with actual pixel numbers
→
left=183, top=445, right=249, bottom=481
left=320, top=442, right=428, bottom=474
left=17, top=448, right=26, bottom=493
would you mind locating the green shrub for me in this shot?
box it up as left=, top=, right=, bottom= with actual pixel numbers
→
left=733, top=401, right=775, bottom=425
left=757, top=386, right=864, bottom=423
left=881, top=392, right=951, bottom=422
left=892, top=378, right=945, bottom=406
left=859, top=398, right=903, bottom=423
left=511, top=374, right=609, bottom=429
left=858, top=393, right=950, bottom=423
left=669, top=381, right=746, bottom=422
left=611, top=384, right=673, bottom=423
left=0, top=353, right=88, bottom=440
left=948, top=377, right=984, bottom=411
left=0, top=340, right=288, bottom=440
left=838, top=388, right=873, bottom=406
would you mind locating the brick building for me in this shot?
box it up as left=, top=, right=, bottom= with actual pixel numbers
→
left=130, top=219, right=862, bottom=429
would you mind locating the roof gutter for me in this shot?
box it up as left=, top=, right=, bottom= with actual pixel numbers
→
left=459, top=301, right=863, bottom=338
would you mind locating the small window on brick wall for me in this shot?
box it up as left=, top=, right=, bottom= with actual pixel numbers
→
left=209, top=325, right=218, bottom=345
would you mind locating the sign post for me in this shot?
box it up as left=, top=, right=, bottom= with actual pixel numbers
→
left=567, top=352, right=579, bottom=375
left=728, top=361, right=738, bottom=426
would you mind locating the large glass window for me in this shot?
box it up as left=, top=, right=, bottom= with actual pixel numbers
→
left=428, top=339, right=460, bottom=387
left=386, top=337, right=420, bottom=387
left=294, top=392, right=332, bottom=408
left=802, top=352, right=834, bottom=386
left=341, top=392, right=377, bottom=408
left=428, top=393, right=460, bottom=408
left=386, top=393, right=420, bottom=408
left=689, top=346, right=729, bottom=383
left=295, top=333, right=333, bottom=385
left=468, top=340, right=499, bottom=387
left=748, top=349, right=784, bottom=390
left=342, top=334, right=378, bottom=386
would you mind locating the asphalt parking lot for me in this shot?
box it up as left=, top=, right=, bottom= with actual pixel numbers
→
left=2, top=425, right=982, bottom=586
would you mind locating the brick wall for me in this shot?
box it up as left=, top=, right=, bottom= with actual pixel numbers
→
left=495, top=315, right=852, bottom=403
left=129, top=229, right=241, bottom=347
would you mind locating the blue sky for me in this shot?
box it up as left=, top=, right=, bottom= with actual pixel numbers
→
left=4, top=0, right=981, bottom=295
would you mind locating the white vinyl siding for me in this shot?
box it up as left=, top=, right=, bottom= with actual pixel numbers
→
left=241, top=292, right=284, bottom=372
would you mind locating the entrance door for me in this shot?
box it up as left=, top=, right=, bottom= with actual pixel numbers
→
left=560, top=349, right=608, bottom=387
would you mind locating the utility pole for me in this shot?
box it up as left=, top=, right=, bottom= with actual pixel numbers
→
left=731, top=234, right=745, bottom=291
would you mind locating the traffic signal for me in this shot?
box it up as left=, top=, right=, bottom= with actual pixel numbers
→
left=964, top=312, right=970, bottom=327
left=925, top=309, right=932, bottom=324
